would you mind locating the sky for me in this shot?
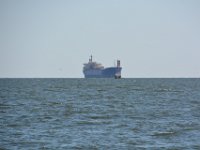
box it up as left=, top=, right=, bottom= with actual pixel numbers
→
left=0, top=0, right=200, bottom=78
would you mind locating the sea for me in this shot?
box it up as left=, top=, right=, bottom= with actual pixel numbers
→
left=0, top=78, right=200, bottom=150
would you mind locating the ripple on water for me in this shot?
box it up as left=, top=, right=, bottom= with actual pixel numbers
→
left=1, top=78, right=200, bottom=149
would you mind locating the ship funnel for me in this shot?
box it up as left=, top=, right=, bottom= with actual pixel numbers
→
left=117, top=60, right=120, bottom=67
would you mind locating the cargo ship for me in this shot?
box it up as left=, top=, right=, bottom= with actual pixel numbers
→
left=83, top=55, right=122, bottom=78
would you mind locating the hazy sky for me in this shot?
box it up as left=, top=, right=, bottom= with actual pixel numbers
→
left=1, top=0, right=200, bottom=78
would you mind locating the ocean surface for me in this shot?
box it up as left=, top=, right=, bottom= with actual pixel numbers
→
left=0, top=78, right=200, bottom=150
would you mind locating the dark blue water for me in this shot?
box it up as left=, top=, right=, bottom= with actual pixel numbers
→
left=0, top=78, right=200, bottom=149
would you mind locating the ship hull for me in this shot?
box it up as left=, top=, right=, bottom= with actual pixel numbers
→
left=84, top=67, right=122, bottom=78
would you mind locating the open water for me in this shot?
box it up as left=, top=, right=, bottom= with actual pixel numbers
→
left=0, top=78, right=200, bottom=149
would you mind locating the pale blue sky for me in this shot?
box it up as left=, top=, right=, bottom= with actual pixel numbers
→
left=0, top=0, right=200, bottom=78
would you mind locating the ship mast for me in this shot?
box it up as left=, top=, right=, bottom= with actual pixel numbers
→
left=89, top=55, right=93, bottom=62
left=90, top=55, right=92, bottom=62
left=117, top=60, right=120, bottom=67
